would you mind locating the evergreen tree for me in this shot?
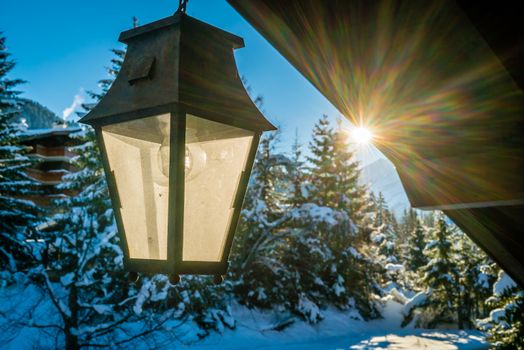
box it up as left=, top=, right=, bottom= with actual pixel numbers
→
left=406, top=218, right=428, bottom=272
left=358, top=191, right=378, bottom=243
left=421, top=210, right=436, bottom=228
left=307, top=115, right=337, bottom=207
left=83, top=49, right=125, bottom=104
left=36, top=127, right=155, bottom=348
left=304, top=116, right=379, bottom=318
left=276, top=226, right=331, bottom=323
left=287, top=129, right=307, bottom=208
left=332, top=123, right=366, bottom=219
left=476, top=262, right=500, bottom=317
left=369, top=193, right=399, bottom=264
left=417, top=214, right=460, bottom=327
left=399, top=208, right=418, bottom=243
left=363, top=192, right=409, bottom=296
left=23, top=43, right=176, bottom=348
left=250, top=132, right=287, bottom=220
left=479, top=271, right=524, bottom=349
left=403, top=218, right=497, bottom=330
left=231, top=130, right=289, bottom=308
left=454, top=231, right=493, bottom=328
left=0, top=33, right=40, bottom=279
left=275, top=130, right=333, bottom=322
left=232, top=115, right=382, bottom=321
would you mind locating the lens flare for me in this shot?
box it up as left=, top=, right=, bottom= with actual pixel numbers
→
left=350, top=127, right=373, bottom=145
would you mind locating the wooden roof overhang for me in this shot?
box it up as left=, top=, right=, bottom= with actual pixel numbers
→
left=227, top=0, right=524, bottom=286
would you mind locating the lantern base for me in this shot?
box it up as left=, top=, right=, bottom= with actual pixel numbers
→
left=213, top=274, right=224, bottom=285
left=128, top=272, right=139, bottom=283
left=169, top=274, right=181, bottom=285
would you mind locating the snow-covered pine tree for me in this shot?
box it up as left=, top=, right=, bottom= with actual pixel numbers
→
left=275, top=225, right=331, bottom=324
left=251, top=132, right=287, bottom=220
left=453, top=230, right=493, bottom=329
left=358, top=191, right=378, bottom=244
left=369, top=193, right=400, bottom=265
left=84, top=49, right=125, bottom=104
left=417, top=213, right=460, bottom=327
left=162, top=275, right=235, bottom=338
left=372, top=193, right=388, bottom=227
left=0, top=33, right=40, bottom=280
left=302, top=116, right=379, bottom=318
left=479, top=271, right=524, bottom=349
left=287, top=129, right=307, bottom=208
left=393, top=214, right=427, bottom=298
left=422, top=210, right=436, bottom=228
left=332, top=122, right=367, bottom=220
left=476, top=262, right=500, bottom=318
left=307, top=115, right=337, bottom=207
left=265, top=130, right=332, bottom=324
left=231, top=130, right=289, bottom=308
left=36, top=127, right=144, bottom=348
left=405, top=217, right=428, bottom=273
left=399, top=208, right=418, bottom=244
left=352, top=191, right=390, bottom=297
left=21, top=44, right=177, bottom=348
left=364, top=192, right=409, bottom=296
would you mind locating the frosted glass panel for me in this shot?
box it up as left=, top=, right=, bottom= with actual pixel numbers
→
left=102, top=114, right=170, bottom=260
left=183, top=115, right=254, bottom=262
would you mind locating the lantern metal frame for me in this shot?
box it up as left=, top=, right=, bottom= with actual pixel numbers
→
left=79, top=13, right=275, bottom=275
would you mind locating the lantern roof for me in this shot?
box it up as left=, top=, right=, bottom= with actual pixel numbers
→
left=79, top=13, right=275, bottom=132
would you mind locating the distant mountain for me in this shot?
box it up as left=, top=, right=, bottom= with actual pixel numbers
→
left=359, top=158, right=411, bottom=217
left=11, top=99, right=62, bottom=129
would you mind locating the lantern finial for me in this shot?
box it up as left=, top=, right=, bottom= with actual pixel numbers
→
left=176, top=0, right=189, bottom=14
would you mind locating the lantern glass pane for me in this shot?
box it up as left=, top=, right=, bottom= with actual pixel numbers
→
left=183, top=114, right=254, bottom=262
left=101, top=114, right=171, bottom=260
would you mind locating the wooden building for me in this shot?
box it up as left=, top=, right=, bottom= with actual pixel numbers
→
left=19, top=127, right=82, bottom=209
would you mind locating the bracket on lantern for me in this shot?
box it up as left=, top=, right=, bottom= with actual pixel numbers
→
left=128, top=56, right=155, bottom=85
left=79, top=13, right=275, bottom=280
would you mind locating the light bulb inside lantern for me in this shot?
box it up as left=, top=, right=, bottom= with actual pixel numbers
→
left=155, top=126, right=207, bottom=186
left=185, top=129, right=207, bottom=181
left=157, top=141, right=170, bottom=178
left=154, top=118, right=171, bottom=186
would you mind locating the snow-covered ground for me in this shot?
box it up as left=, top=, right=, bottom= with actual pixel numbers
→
left=174, top=298, right=487, bottom=350
left=188, top=330, right=487, bottom=350
left=0, top=282, right=487, bottom=350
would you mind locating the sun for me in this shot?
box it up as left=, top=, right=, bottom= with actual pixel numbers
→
left=350, top=126, right=373, bottom=145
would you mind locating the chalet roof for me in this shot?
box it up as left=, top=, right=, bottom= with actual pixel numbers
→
left=18, top=126, right=82, bottom=140
left=18, top=126, right=83, bottom=147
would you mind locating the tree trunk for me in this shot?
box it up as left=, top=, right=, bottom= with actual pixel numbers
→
left=456, top=290, right=464, bottom=330
left=65, top=329, right=79, bottom=350
left=65, top=284, right=79, bottom=349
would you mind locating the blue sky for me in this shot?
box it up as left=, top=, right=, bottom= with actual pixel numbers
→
left=1, top=0, right=347, bottom=153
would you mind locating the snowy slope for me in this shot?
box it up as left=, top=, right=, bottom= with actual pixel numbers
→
left=11, top=98, right=61, bottom=129
left=359, top=158, right=411, bottom=217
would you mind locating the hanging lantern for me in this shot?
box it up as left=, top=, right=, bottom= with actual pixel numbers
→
left=79, top=12, right=275, bottom=280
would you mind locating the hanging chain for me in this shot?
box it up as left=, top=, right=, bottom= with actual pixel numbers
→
left=176, top=0, right=189, bottom=14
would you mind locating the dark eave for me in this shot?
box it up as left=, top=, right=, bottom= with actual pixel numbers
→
left=227, top=0, right=524, bottom=286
